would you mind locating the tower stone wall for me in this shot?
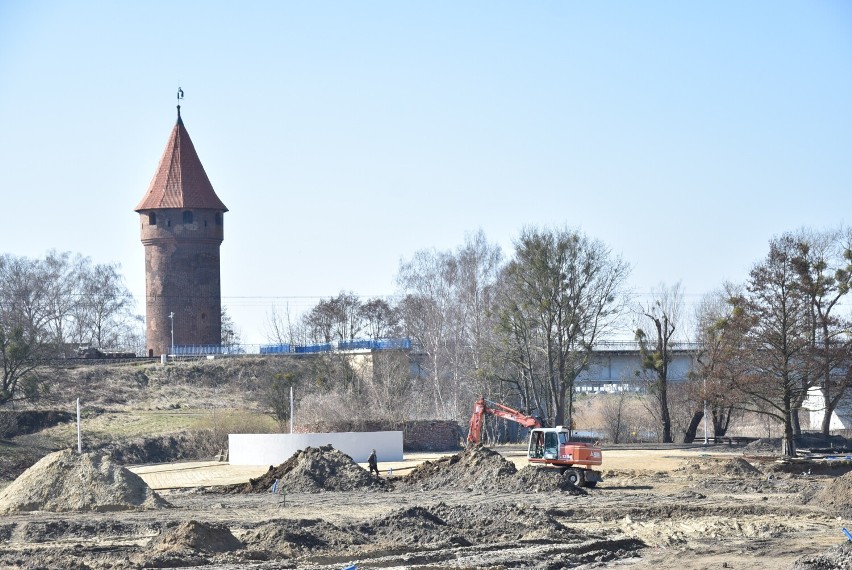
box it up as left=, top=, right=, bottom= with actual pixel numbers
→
left=140, top=208, right=224, bottom=355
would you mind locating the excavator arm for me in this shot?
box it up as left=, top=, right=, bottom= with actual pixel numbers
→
left=467, top=397, right=541, bottom=444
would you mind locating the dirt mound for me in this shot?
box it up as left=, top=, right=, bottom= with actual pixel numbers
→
left=810, top=471, right=852, bottom=513
left=794, top=541, right=852, bottom=569
left=355, top=506, right=469, bottom=548
left=242, top=517, right=366, bottom=557
left=352, top=502, right=587, bottom=549
left=239, top=445, right=383, bottom=493
left=679, top=456, right=761, bottom=477
left=136, top=520, right=241, bottom=568
left=403, top=445, right=517, bottom=491
left=430, top=502, right=586, bottom=544
left=0, top=450, right=168, bottom=514
left=152, top=520, right=242, bottom=553
left=743, top=438, right=782, bottom=455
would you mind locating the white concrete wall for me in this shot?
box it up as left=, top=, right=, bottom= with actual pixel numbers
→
left=228, top=431, right=403, bottom=466
left=803, top=387, right=852, bottom=431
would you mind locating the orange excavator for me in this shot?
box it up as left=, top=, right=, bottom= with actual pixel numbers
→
left=467, top=397, right=603, bottom=487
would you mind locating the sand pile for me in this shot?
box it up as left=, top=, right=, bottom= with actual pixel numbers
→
left=404, top=445, right=587, bottom=493
left=136, top=520, right=242, bottom=569
left=152, top=520, right=242, bottom=553
left=404, top=445, right=517, bottom=491
left=0, top=450, right=168, bottom=514
left=430, top=502, right=587, bottom=544
left=743, top=438, right=782, bottom=455
left=354, top=505, right=469, bottom=548
left=242, top=517, right=366, bottom=557
left=679, top=457, right=761, bottom=477
left=350, top=503, right=586, bottom=549
left=809, top=471, right=852, bottom=513
left=239, top=445, right=383, bottom=493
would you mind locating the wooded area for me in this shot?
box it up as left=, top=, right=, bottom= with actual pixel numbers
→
left=2, top=226, right=851, bottom=456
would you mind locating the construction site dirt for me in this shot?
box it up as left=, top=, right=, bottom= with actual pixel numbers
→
left=1, top=444, right=852, bottom=569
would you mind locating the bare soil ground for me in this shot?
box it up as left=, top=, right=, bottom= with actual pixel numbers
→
left=1, top=444, right=852, bottom=569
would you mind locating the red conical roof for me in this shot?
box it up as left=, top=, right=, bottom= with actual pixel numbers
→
left=135, top=110, right=228, bottom=212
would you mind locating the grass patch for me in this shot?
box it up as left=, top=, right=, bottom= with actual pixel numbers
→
left=32, top=409, right=249, bottom=446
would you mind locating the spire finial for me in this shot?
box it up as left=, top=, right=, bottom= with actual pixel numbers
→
left=176, top=87, right=184, bottom=124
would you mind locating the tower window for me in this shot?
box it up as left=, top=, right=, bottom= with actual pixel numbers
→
left=215, top=213, right=222, bottom=225
left=183, top=211, right=193, bottom=224
left=149, top=213, right=157, bottom=226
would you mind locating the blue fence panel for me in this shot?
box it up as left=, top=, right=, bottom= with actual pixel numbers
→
left=260, top=344, right=291, bottom=354
left=338, top=340, right=372, bottom=351
left=294, top=343, right=333, bottom=354
left=335, top=338, right=412, bottom=351
left=374, top=338, right=411, bottom=350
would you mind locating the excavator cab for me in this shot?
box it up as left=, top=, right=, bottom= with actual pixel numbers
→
left=526, top=426, right=603, bottom=487
left=529, top=430, right=561, bottom=459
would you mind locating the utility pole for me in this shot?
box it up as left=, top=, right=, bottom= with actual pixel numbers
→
left=76, top=398, right=82, bottom=453
left=703, top=375, right=709, bottom=445
left=169, top=311, right=175, bottom=356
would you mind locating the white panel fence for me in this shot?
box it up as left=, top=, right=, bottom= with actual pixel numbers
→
left=228, top=431, right=404, bottom=466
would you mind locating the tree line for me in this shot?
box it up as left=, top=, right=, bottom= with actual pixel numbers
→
left=0, top=251, right=139, bottom=404
left=3, top=226, right=851, bottom=458
left=269, top=226, right=852, bottom=457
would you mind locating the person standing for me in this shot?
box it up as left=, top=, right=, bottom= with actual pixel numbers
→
left=367, top=449, right=379, bottom=477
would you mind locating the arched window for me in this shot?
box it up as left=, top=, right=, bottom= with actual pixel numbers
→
left=183, top=211, right=193, bottom=224
left=149, top=212, right=157, bottom=225
left=215, top=213, right=222, bottom=226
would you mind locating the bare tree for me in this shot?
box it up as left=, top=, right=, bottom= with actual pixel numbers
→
left=600, top=390, right=632, bottom=443
left=691, top=284, right=745, bottom=440
left=0, top=325, right=42, bottom=405
left=258, top=371, right=300, bottom=432
left=303, top=291, right=363, bottom=344
left=0, top=252, right=143, bottom=404
left=0, top=255, right=63, bottom=404
left=42, top=250, right=86, bottom=346
left=635, top=282, right=684, bottom=443
left=454, top=231, right=503, bottom=400
left=303, top=298, right=337, bottom=343
left=221, top=306, right=241, bottom=348
left=77, top=262, right=134, bottom=348
left=735, top=236, right=812, bottom=456
left=397, top=249, right=457, bottom=418
left=789, top=227, right=852, bottom=435
left=497, top=226, right=630, bottom=428
left=365, top=349, right=418, bottom=422
left=359, top=298, right=399, bottom=340
left=0, top=255, right=56, bottom=343
left=265, top=303, right=306, bottom=345
left=397, top=230, right=503, bottom=421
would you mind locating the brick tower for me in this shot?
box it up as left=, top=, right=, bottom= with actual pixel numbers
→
left=135, top=105, right=228, bottom=357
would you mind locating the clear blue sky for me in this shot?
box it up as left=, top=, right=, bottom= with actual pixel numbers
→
left=1, top=1, right=850, bottom=345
